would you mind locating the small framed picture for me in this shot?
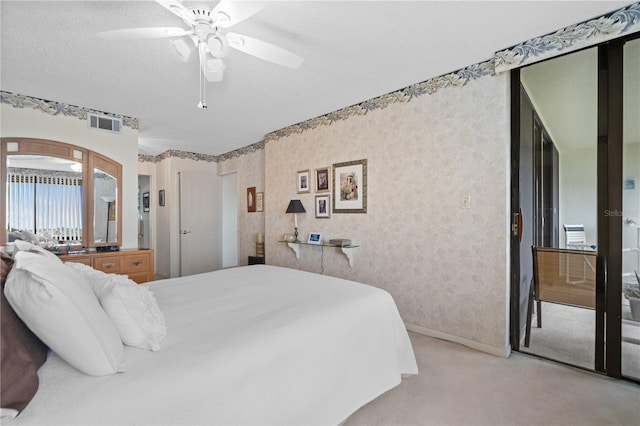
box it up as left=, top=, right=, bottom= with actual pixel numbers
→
left=159, top=189, right=165, bottom=207
left=247, top=187, right=256, bottom=212
left=256, top=192, right=264, bottom=212
left=315, top=194, right=330, bottom=218
left=297, top=170, right=310, bottom=193
left=308, top=232, right=323, bottom=245
left=315, top=167, right=330, bottom=192
left=142, top=192, right=150, bottom=212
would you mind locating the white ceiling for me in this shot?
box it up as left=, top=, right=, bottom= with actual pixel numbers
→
left=1, top=1, right=635, bottom=156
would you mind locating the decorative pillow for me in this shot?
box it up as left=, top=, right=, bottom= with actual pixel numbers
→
left=4, top=251, right=124, bottom=376
left=12, top=239, right=61, bottom=263
left=98, top=283, right=167, bottom=351
left=65, top=262, right=166, bottom=351
left=0, top=252, right=48, bottom=417
left=65, top=261, right=136, bottom=294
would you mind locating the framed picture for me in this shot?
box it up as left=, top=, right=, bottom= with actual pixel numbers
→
left=159, top=189, right=165, bottom=207
left=315, top=194, right=330, bottom=218
left=315, top=167, right=330, bottom=192
left=247, top=187, right=256, bottom=212
left=333, top=159, right=367, bottom=213
left=142, top=192, right=150, bottom=212
left=308, top=232, right=323, bottom=245
left=297, top=169, right=310, bottom=193
left=256, top=192, right=264, bottom=212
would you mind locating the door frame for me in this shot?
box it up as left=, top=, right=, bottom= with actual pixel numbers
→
left=509, top=34, right=639, bottom=379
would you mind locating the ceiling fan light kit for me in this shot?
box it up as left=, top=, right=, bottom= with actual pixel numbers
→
left=170, top=38, right=192, bottom=62
left=97, top=0, right=303, bottom=108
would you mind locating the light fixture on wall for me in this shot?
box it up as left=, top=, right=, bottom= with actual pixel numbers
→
left=285, top=200, right=306, bottom=242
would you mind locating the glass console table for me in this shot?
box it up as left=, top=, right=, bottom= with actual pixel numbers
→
left=279, top=241, right=358, bottom=267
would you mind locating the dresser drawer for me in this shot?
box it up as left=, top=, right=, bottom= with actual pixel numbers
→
left=126, top=271, right=150, bottom=284
left=61, top=255, right=92, bottom=266
left=122, top=253, right=150, bottom=274
left=93, top=256, right=121, bottom=273
left=60, top=249, right=154, bottom=284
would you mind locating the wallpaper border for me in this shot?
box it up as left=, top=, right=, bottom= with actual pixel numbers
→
left=264, top=59, right=495, bottom=143
left=137, top=140, right=265, bottom=164
left=0, top=90, right=139, bottom=130
left=494, top=2, right=640, bottom=73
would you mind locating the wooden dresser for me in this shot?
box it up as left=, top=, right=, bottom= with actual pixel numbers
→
left=60, top=249, right=155, bottom=284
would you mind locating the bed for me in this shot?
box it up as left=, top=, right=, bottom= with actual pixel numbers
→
left=2, top=250, right=417, bottom=425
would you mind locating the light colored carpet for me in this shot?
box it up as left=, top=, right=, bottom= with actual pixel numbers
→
left=523, top=302, right=640, bottom=379
left=344, top=332, right=640, bottom=426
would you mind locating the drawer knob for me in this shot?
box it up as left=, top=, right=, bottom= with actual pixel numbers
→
left=103, top=263, right=115, bottom=269
left=132, top=260, right=142, bottom=266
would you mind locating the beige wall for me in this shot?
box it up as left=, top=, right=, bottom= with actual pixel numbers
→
left=264, top=74, right=511, bottom=355
left=1, top=74, right=512, bottom=354
left=0, top=103, right=139, bottom=249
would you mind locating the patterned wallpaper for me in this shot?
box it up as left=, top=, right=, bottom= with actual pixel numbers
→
left=265, top=74, right=509, bottom=352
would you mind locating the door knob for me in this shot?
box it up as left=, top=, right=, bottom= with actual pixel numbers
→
left=181, top=230, right=192, bottom=235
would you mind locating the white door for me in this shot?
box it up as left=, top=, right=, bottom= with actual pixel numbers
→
left=179, top=171, right=220, bottom=276
left=221, top=172, right=238, bottom=268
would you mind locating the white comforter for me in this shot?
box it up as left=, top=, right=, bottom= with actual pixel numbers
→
left=10, top=265, right=418, bottom=425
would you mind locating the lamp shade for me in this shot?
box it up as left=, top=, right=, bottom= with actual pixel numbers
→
left=285, top=199, right=306, bottom=214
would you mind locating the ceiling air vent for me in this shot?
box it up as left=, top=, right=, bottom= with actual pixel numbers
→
left=88, top=113, right=122, bottom=134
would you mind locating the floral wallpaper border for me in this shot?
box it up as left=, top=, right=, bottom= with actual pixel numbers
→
left=0, top=90, right=138, bottom=130
left=494, top=2, right=640, bottom=73
left=137, top=140, right=265, bottom=163
left=264, top=59, right=495, bottom=143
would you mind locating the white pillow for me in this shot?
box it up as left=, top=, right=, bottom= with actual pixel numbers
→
left=65, top=261, right=136, bottom=294
left=4, top=251, right=124, bottom=376
left=12, top=239, right=61, bottom=263
left=98, top=283, right=167, bottom=351
left=65, top=262, right=166, bottom=351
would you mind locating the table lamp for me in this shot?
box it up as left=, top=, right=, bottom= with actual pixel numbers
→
left=285, top=200, right=306, bottom=242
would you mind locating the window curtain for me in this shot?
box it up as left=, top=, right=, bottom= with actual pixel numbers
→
left=7, top=172, right=83, bottom=242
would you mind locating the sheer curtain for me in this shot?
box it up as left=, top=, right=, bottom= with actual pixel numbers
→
left=7, top=171, right=83, bottom=241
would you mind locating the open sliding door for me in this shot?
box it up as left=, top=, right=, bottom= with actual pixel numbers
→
left=511, top=35, right=640, bottom=381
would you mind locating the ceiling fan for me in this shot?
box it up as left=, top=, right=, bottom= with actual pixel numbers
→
left=97, top=0, right=304, bottom=108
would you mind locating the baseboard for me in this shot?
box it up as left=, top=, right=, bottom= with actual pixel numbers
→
left=405, top=322, right=510, bottom=358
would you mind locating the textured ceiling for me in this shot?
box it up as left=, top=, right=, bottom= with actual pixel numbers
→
left=1, top=1, right=635, bottom=156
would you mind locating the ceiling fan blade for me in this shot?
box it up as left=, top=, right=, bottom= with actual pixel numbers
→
left=226, top=32, right=303, bottom=69
left=155, top=0, right=196, bottom=25
left=97, top=27, right=192, bottom=40
left=212, top=1, right=267, bottom=28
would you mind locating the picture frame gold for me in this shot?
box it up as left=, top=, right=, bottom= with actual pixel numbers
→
left=315, top=167, right=330, bottom=193
left=332, top=159, right=367, bottom=213
left=256, top=192, right=264, bottom=212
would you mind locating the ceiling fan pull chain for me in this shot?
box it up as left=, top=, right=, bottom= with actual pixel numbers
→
left=198, top=42, right=207, bottom=109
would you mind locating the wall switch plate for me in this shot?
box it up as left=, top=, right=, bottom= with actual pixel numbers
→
left=461, top=195, right=471, bottom=209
